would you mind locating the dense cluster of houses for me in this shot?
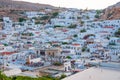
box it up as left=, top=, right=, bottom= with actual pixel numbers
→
left=0, top=8, right=120, bottom=77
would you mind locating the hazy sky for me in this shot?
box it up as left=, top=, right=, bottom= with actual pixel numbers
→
left=16, top=0, right=120, bottom=9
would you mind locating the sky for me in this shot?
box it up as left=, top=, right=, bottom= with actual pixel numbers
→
left=16, top=0, right=120, bottom=9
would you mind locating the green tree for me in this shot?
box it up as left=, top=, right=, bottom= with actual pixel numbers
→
left=59, top=74, right=66, bottom=79
left=35, top=21, right=41, bottom=24
left=62, top=42, right=68, bottom=45
left=115, top=28, right=120, bottom=37
left=19, top=18, right=26, bottom=22
left=95, top=15, right=99, bottom=19
left=66, top=56, right=72, bottom=59
left=77, top=17, right=81, bottom=19
left=86, top=16, right=89, bottom=19
left=68, top=24, right=77, bottom=28
left=109, top=42, right=116, bottom=45
left=40, top=16, right=49, bottom=20
left=80, top=29, right=86, bottom=33
left=82, top=47, right=87, bottom=52
left=73, top=34, right=78, bottom=37
left=54, top=25, right=64, bottom=28
left=4, top=43, right=8, bottom=46
left=0, top=71, right=11, bottom=80
left=87, top=48, right=90, bottom=52
left=96, top=10, right=102, bottom=14
left=80, top=21, right=84, bottom=26
left=29, top=33, right=34, bottom=36
left=0, top=18, right=3, bottom=22
left=53, top=62, right=62, bottom=66
left=51, top=12, right=59, bottom=18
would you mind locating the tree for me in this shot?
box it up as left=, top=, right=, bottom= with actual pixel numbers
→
left=87, top=48, right=90, bottom=52
left=19, top=18, right=26, bottom=22
left=80, top=21, right=84, bottom=26
left=106, top=36, right=110, bottom=40
left=29, top=33, right=34, bottom=36
left=66, top=56, right=72, bottom=59
left=0, top=71, right=11, bottom=80
left=35, top=21, right=41, bottom=24
left=54, top=25, right=64, bottom=28
left=62, top=42, right=68, bottom=45
left=80, top=29, right=86, bottom=33
left=4, top=43, right=8, bottom=46
left=59, top=74, right=66, bottom=79
left=40, top=16, right=49, bottom=20
left=77, top=17, right=81, bottom=19
left=82, top=47, right=87, bottom=52
left=53, top=62, right=62, bottom=66
left=73, top=34, right=78, bottom=37
left=68, top=24, right=77, bottom=28
left=95, top=15, right=99, bottom=19
left=115, top=28, right=120, bottom=37
left=0, top=18, right=3, bottom=22
left=96, top=10, right=102, bottom=14
left=51, top=12, right=59, bottom=18
left=86, top=16, right=89, bottom=19
left=109, top=42, right=116, bottom=45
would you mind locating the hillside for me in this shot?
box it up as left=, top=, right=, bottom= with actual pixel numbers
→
left=0, top=0, right=54, bottom=11
left=101, top=2, right=120, bottom=20
left=0, top=0, right=56, bottom=21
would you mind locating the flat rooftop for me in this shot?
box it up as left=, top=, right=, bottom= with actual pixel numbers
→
left=63, top=67, right=120, bottom=80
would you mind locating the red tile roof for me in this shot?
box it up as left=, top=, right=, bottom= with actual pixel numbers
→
left=1, top=52, right=15, bottom=55
left=104, top=26, right=114, bottom=28
left=72, top=44, right=80, bottom=46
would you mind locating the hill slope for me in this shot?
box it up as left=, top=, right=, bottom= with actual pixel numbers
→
left=0, top=0, right=56, bottom=21
left=0, top=0, right=54, bottom=11
left=101, top=2, right=120, bottom=20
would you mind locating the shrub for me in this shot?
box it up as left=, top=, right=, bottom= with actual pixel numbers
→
left=86, top=16, right=89, bottom=19
left=87, top=48, right=90, bottom=52
left=4, top=43, right=8, bottom=46
left=96, top=10, right=102, bottom=14
left=82, top=47, right=87, bottom=52
left=66, top=56, right=72, bottom=59
left=80, top=29, right=86, bottom=33
left=115, top=28, right=120, bottom=37
left=73, top=34, right=78, bottom=37
left=29, top=33, right=34, bottom=36
left=109, top=42, right=116, bottom=45
left=59, top=74, right=66, bottom=79
left=68, top=24, right=77, bottom=28
left=62, top=42, right=68, bottom=45
left=0, top=18, right=3, bottom=22
left=40, top=16, right=49, bottom=20
left=77, top=17, right=81, bottom=19
left=0, top=71, right=60, bottom=80
left=19, top=18, right=26, bottom=22
left=35, top=21, right=41, bottom=24
left=54, top=25, right=64, bottom=28
left=95, top=15, right=99, bottom=19
left=80, top=21, right=84, bottom=26
left=51, top=12, right=59, bottom=18
left=53, top=62, right=62, bottom=66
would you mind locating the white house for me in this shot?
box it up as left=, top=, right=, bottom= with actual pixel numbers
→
left=51, top=11, right=78, bottom=26
left=3, top=17, right=13, bottom=30
left=25, top=11, right=46, bottom=18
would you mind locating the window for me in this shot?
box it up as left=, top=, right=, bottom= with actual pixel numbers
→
left=53, top=52, right=55, bottom=57
left=49, top=52, right=50, bottom=56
